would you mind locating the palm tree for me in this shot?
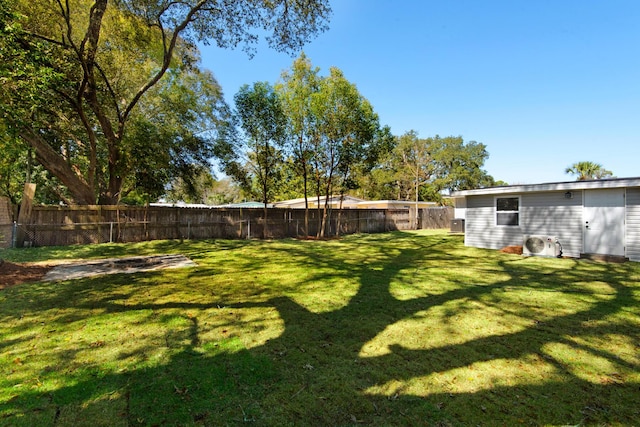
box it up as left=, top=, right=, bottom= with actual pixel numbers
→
left=565, top=161, right=613, bottom=181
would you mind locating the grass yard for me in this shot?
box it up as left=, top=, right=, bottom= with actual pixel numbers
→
left=0, top=230, right=639, bottom=426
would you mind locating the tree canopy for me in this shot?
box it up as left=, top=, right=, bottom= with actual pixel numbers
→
left=275, top=52, right=321, bottom=233
left=356, top=132, right=494, bottom=204
left=0, top=0, right=331, bottom=204
left=234, top=81, right=287, bottom=237
left=1, top=0, right=501, bottom=211
left=310, top=66, right=382, bottom=234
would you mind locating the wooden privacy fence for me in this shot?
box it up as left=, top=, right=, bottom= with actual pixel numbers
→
left=0, top=197, right=14, bottom=249
left=3, top=205, right=453, bottom=248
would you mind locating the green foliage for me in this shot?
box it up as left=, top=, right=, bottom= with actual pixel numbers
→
left=118, top=0, right=331, bottom=57
left=234, top=81, right=287, bottom=206
left=363, top=131, right=495, bottom=203
left=565, top=161, right=614, bottom=181
left=0, top=125, right=73, bottom=205
left=428, top=135, right=494, bottom=196
left=276, top=55, right=388, bottom=208
left=0, top=130, right=30, bottom=204
left=164, top=168, right=244, bottom=205
left=0, top=0, right=331, bottom=204
left=395, top=130, right=434, bottom=201
left=0, top=0, right=65, bottom=113
left=121, top=67, right=231, bottom=204
left=223, top=52, right=495, bottom=211
left=306, top=66, right=384, bottom=234
left=276, top=53, right=321, bottom=204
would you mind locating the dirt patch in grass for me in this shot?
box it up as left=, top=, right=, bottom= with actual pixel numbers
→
left=0, top=259, right=52, bottom=289
left=1, top=254, right=196, bottom=288
left=43, top=254, right=196, bottom=281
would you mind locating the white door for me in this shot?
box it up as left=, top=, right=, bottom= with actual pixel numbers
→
left=583, top=189, right=625, bottom=256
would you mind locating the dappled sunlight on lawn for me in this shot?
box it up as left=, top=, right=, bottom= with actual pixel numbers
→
left=570, top=333, right=640, bottom=367
left=359, top=302, right=533, bottom=358
left=359, top=283, right=607, bottom=360
left=541, top=341, right=628, bottom=384
left=2, top=230, right=639, bottom=425
left=364, top=354, right=560, bottom=397
left=196, top=306, right=285, bottom=350
left=482, top=285, right=613, bottom=323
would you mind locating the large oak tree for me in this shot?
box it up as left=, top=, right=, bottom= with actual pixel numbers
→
left=0, top=0, right=330, bottom=204
left=362, top=132, right=495, bottom=204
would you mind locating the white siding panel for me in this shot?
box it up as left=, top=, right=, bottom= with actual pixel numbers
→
left=464, top=191, right=584, bottom=257
left=464, top=195, right=523, bottom=250
left=454, top=197, right=466, bottom=219
left=626, top=188, right=640, bottom=261
left=520, top=191, right=583, bottom=258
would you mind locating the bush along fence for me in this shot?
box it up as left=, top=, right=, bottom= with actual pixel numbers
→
left=0, top=204, right=453, bottom=248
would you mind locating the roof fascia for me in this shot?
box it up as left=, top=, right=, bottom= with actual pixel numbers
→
left=451, top=177, right=640, bottom=197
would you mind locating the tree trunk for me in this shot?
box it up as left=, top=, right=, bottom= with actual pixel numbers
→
left=21, top=131, right=96, bottom=204
left=336, top=193, right=344, bottom=236
left=15, top=183, right=36, bottom=247
left=100, top=143, right=123, bottom=204
left=316, top=193, right=322, bottom=238
left=263, top=201, right=268, bottom=240
left=415, top=168, right=419, bottom=229
left=319, top=196, right=328, bottom=238
left=303, top=161, right=309, bottom=237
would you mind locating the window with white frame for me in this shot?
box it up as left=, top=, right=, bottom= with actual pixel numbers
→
left=496, top=196, right=519, bottom=226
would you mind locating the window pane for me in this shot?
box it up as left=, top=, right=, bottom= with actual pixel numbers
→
left=497, top=197, right=519, bottom=211
left=497, top=212, right=519, bottom=226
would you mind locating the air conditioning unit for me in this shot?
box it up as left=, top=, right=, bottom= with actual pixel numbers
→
left=523, top=235, right=558, bottom=257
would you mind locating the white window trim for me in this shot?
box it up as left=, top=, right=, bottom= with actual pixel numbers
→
left=494, top=195, right=521, bottom=227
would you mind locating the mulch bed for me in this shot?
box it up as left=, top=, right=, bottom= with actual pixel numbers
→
left=500, top=245, right=523, bottom=255
left=0, top=260, right=52, bottom=290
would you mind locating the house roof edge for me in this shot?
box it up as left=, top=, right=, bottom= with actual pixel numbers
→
left=451, top=177, right=640, bottom=197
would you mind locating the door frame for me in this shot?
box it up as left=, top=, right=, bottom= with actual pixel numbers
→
left=582, top=188, right=626, bottom=256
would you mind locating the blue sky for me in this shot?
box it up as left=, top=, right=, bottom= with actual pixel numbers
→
left=199, top=0, right=640, bottom=185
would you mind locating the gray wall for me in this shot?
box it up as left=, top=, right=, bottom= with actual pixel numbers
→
left=521, top=191, right=583, bottom=258
left=464, top=191, right=583, bottom=258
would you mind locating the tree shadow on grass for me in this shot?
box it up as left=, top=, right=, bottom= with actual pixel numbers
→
left=1, top=232, right=639, bottom=426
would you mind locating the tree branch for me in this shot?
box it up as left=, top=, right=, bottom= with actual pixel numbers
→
left=122, top=0, right=208, bottom=127
left=20, top=129, right=95, bottom=204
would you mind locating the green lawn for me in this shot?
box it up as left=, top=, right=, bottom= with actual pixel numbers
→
left=1, top=230, right=639, bottom=426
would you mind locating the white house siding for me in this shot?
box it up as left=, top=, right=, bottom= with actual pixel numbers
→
left=626, top=188, right=640, bottom=261
left=454, top=178, right=640, bottom=261
left=464, top=195, right=523, bottom=250
left=520, top=191, right=583, bottom=258
left=464, top=191, right=583, bottom=257
left=454, top=197, right=466, bottom=219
